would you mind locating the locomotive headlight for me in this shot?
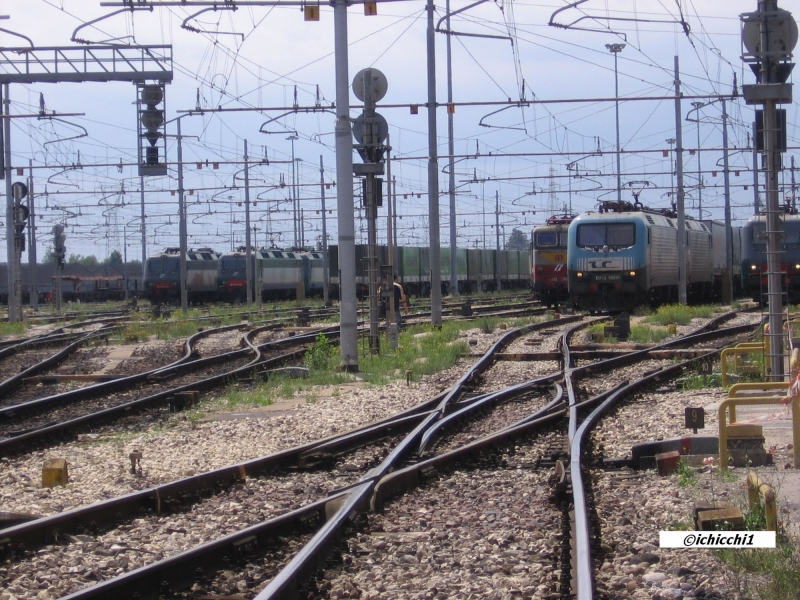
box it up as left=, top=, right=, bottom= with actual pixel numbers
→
left=751, top=265, right=757, bottom=271
left=795, top=264, right=800, bottom=270
left=629, top=271, right=636, bottom=277
left=576, top=272, right=583, bottom=278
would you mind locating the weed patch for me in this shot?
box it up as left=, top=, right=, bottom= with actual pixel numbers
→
left=676, top=458, right=697, bottom=487
left=643, top=304, right=716, bottom=326
left=628, top=324, right=671, bottom=343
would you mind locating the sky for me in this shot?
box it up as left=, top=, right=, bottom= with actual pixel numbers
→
left=0, top=0, right=797, bottom=263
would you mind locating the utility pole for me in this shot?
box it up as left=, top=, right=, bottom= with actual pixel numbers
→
left=27, top=159, right=37, bottom=311
left=446, top=0, right=458, bottom=297
left=140, top=177, right=147, bottom=283
left=319, top=155, right=330, bottom=307
left=4, top=83, right=17, bottom=322
left=176, top=117, right=188, bottom=313
left=495, top=191, right=501, bottom=292
left=244, top=139, right=253, bottom=308
left=691, top=101, right=704, bottom=219
left=426, top=0, right=442, bottom=326
left=673, top=56, right=687, bottom=305
left=287, top=134, right=298, bottom=248
left=722, top=98, right=735, bottom=304
left=123, top=225, right=128, bottom=301
left=753, top=129, right=761, bottom=214
left=666, top=138, right=676, bottom=206
left=385, top=137, right=395, bottom=327
left=741, top=0, right=796, bottom=380
left=333, top=0, right=358, bottom=371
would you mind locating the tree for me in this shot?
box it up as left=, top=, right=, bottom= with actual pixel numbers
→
left=67, top=254, right=99, bottom=266
left=103, top=249, right=123, bottom=264
left=42, top=250, right=56, bottom=264
left=506, top=228, right=530, bottom=251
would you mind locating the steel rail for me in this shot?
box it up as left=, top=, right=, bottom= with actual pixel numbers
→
left=0, top=329, right=75, bottom=357
left=0, top=327, right=115, bottom=399
left=0, top=327, right=340, bottom=455
left=14, top=313, right=750, bottom=598
left=417, top=376, right=561, bottom=455
left=569, top=351, right=717, bottom=599
left=373, top=410, right=567, bottom=513
left=435, top=314, right=584, bottom=413
left=45, top=378, right=565, bottom=599
left=254, top=318, right=583, bottom=599
left=56, top=494, right=342, bottom=600
left=374, top=382, right=629, bottom=513
left=0, top=324, right=337, bottom=422
left=566, top=310, right=756, bottom=599
left=254, top=412, right=442, bottom=600
left=0, top=406, right=442, bottom=551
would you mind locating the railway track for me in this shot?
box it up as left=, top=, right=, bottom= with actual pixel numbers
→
left=0, top=309, right=761, bottom=599
left=0, top=323, right=338, bottom=456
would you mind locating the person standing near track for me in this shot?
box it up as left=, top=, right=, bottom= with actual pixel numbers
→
left=393, top=275, right=409, bottom=327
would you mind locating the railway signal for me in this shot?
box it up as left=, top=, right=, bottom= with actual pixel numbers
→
left=53, top=224, right=66, bottom=311
left=11, top=181, right=28, bottom=253
left=137, top=83, right=168, bottom=176
left=352, top=68, right=388, bottom=355
left=53, top=224, right=66, bottom=267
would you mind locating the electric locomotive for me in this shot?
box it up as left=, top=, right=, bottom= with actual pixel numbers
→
left=217, top=248, right=325, bottom=302
left=531, top=214, right=574, bottom=307
left=143, top=248, right=220, bottom=304
left=568, top=201, right=714, bottom=311
left=741, top=210, right=800, bottom=304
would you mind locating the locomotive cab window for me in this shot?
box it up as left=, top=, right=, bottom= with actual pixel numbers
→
left=576, top=223, right=635, bottom=249
left=559, top=232, right=568, bottom=247
left=221, top=257, right=246, bottom=270
left=148, top=257, right=179, bottom=274
left=536, top=232, right=558, bottom=247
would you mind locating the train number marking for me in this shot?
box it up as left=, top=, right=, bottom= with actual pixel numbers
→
left=555, top=254, right=563, bottom=261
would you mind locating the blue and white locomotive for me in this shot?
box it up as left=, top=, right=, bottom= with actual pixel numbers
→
left=567, top=201, right=716, bottom=311
left=741, top=210, right=800, bottom=304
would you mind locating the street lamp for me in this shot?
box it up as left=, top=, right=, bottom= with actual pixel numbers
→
left=690, top=101, right=705, bottom=219
left=606, top=43, right=626, bottom=203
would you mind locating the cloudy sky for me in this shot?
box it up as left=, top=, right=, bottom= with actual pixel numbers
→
left=0, top=0, right=796, bottom=262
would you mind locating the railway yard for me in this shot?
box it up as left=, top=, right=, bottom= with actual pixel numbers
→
left=0, top=300, right=796, bottom=600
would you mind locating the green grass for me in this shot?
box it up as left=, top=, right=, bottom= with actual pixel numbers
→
left=223, top=381, right=276, bottom=408
left=585, top=322, right=669, bottom=344
left=642, top=304, right=717, bottom=326
left=477, top=317, right=497, bottom=334
left=0, top=321, right=28, bottom=338
left=714, top=502, right=800, bottom=600
left=676, top=458, right=697, bottom=487
left=357, top=321, right=471, bottom=385
left=216, top=317, right=538, bottom=407
left=628, top=323, right=671, bottom=343
left=679, top=373, right=722, bottom=390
